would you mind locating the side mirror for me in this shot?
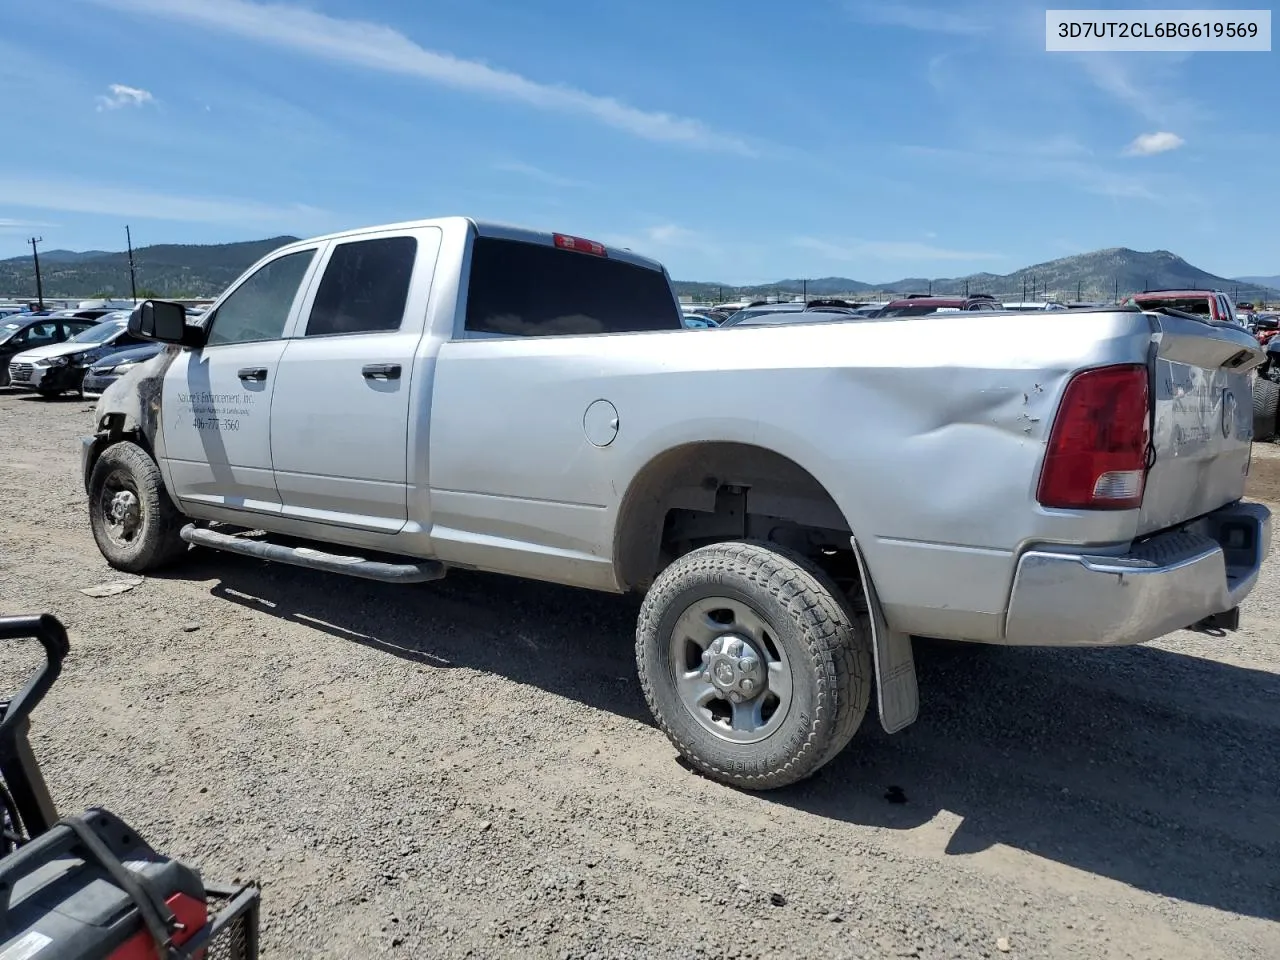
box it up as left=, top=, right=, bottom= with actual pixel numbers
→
left=128, top=300, right=206, bottom=348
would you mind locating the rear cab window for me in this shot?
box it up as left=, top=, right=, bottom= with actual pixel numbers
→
left=462, top=236, right=681, bottom=337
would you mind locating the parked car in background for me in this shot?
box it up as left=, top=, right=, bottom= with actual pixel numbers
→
left=730, top=309, right=883, bottom=327
left=80, top=341, right=166, bottom=398
left=720, top=302, right=807, bottom=326
left=6, top=312, right=150, bottom=397
left=1122, top=289, right=1241, bottom=326
left=682, top=309, right=720, bottom=329
left=872, top=294, right=1003, bottom=317
left=0, top=314, right=100, bottom=386
left=1001, top=301, right=1069, bottom=311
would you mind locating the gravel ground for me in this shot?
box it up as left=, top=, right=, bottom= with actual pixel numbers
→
left=1, top=389, right=1278, bottom=960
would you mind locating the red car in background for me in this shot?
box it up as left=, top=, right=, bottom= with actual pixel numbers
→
left=1121, top=289, right=1242, bottom=326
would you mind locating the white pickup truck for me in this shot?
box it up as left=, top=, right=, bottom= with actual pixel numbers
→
left=83, top=217, right=1272, bottom=790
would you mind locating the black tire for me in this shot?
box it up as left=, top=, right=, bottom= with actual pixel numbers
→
left=88, top=441, right=189, bottom=573
left=636, top=540, right=872, bottom=791
left=36, top=386, right=60, bottom=399
left=1252, top=378, right=1280, bottom=442
left=0, top=365, right=9, bottom=387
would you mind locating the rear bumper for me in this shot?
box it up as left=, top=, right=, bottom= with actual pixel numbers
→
left=1004, top=500, right=1272, bottom=646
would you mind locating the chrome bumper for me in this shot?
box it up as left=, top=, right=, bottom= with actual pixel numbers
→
left=1004, top=500, right=1272, bottom=646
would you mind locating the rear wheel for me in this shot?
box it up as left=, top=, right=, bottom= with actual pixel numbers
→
left=36, top=387, right=60, bottom=399
left=88, top=441, right=189, bottom=572
left=1252, top=378, right=1279, bottom=442
left=636, top=540, right=872, bottom=790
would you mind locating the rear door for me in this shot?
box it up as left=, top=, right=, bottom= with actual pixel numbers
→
left=1138, top=312, right=1261, bottom=534
left=269, top=227, right=440, bottom=533
left=160, top=246, right=321, bottom=514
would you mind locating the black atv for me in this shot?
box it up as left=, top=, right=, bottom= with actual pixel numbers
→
left=0, top=614, right=261, bottom=960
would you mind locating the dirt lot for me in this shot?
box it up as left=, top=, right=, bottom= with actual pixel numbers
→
left=1, top=390, right=1277, bottom=960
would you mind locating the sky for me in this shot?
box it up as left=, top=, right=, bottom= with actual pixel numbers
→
left=0, top=0, right=1276, bottom=284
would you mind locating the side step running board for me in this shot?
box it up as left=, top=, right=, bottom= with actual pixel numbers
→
left=180, top=524, right=446, bottom=584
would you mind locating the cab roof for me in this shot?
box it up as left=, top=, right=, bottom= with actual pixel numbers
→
left=273, top=216, right=668, bottom=274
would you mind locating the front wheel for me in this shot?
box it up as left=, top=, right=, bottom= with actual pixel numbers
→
left=636, top=540, right=872, bottom=791
left=88, top=441, right=189, bottom=572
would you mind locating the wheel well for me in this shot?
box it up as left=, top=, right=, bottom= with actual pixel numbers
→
left=84, top=414, right=152, bottom=492
left=614, top=442, right=859, bottom=593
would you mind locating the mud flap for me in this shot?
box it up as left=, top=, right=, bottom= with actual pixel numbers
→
left=851, top=537, right=919, bottom=734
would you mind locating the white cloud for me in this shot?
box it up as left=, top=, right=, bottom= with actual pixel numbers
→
left=901, top=143, right=1163, bottom=201
left=95, top=83, right=154, bottom=111
left=1123, top=131, right=1185, bottom=157
left=0, top=218, right=54, bottom=230
left=793, top=236, right=1003, bottom=263
left=601, top=223, right=708, bottom=254
left=1076, top=55, right=1199, bottom=128
left=0, top=176, right=328, bottom=227
left=848, top=1, right=989, bottom=35
left=89, top=0, right=750, bottom=153
left=491, top=161, right=594, bottom=190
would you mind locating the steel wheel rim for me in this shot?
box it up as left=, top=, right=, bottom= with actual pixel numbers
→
left=667, top=596, right=794, bottom=744
left=99, top=469, right=143, bottom=547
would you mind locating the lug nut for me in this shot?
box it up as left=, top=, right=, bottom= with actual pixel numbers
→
left=729, top=691, right=743, bottom=703
left=741, top=678, right=755, bottom=694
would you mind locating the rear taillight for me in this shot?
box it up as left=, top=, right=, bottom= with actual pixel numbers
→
left=1037, top=364, right=1150, bottom=511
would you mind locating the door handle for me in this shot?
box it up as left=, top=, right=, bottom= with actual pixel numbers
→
left=237, top=367, right=268, bottom=382
left=362, top=363, right=402, bottom=381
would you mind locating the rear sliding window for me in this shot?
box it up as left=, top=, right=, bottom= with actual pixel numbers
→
left=464, top=237, right=680, bottom=337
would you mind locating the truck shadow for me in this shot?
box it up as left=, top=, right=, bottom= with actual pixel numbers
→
left=172, top=556, right=1280, bottom=923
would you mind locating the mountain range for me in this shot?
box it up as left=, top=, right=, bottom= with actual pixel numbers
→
left=1235, top=275, right=1280, bottom=290
left=674, top=248, right=1279, bottom=302
left=0, top=237, right=301, bottom=299
left=0, top=238, right=1275, bottom=304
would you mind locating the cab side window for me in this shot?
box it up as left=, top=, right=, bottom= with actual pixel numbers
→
left=205, top=249, right=317, bottom=347
left=304, top=236, right=417, bottom=337
left=62, top=321, right=96, bottom=339
left=23, top=322, right=59, bottom=347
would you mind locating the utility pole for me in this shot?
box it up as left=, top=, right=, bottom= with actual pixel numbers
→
left=1114, top=277, right=1119, bottom=302
left=928, top=280, right=933, bottom=295
left=802, top=278, right=808, bottom=302
left=1077, top=280, right=1082, bottom=301
left=964, top=279, right=969, bottom=297
left=126, top=225, right=138, bottom=302
left=1022, top=276, right=1027, bottom=301
left=28, top=236, right=44, bottom=310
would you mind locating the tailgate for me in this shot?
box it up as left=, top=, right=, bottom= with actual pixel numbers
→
left=1137, top=312, right=1262, bottom=535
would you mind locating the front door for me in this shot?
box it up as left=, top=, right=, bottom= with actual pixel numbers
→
left=270, top=228, right=439, bottom=533
left=159, top=246, right=320, bottom=514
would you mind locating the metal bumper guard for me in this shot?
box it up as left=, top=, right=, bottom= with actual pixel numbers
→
left=1004, top=500, right=1272, bottom=646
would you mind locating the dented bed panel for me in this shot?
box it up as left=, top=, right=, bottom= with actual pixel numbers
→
left=429, top=309, right=1157, bottom=634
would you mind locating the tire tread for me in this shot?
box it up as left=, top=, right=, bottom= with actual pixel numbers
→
left=636, top=540, right=872, bottom=790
